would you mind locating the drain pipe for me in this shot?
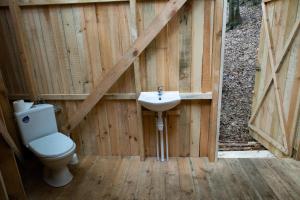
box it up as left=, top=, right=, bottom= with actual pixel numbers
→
left=155, top=118, right=160, bottom=161
left=157, top=112, right=164, bottom=161
left=164, top=117, right=169, bottom=161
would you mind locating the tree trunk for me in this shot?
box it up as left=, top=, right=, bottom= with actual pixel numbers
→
left=227, top=0, right=242, bottom=30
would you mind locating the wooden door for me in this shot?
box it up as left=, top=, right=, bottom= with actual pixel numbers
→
left=250, top=0, right=300, bottom=157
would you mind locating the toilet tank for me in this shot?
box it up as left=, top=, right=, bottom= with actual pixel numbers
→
left=15, top=104, right=58, bottom=147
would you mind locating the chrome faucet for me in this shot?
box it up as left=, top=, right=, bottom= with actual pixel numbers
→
left=158, top=86, right=163, bottom=96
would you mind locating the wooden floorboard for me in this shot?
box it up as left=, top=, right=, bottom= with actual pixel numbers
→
left=23, top=156, right=300, bottom=200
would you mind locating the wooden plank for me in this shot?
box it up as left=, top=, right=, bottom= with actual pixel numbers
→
left=0, top=106, right=22, bottom=160
left=181, top=92, right=212, bottom=100
left=250, top=2, right=289, bottom=154
left=0, top=171, right=8, bottom=200
left=8, top=93, right=136, bottom=100
left=177, top=158, right=195, bottom=199
left=0, top=0, right=7, bottom=7
left=190, top=157, right=212, bottom=199
left=253, top=159, right=297, bottom=199
left=224, top=158, right=263, bottom=199
left=61, top=0, right=187, bottom=132
left=200, top=101, right=210, bottom=157
left=189, top=0, right=204, bottom=158
left=250, top=19, right=300, bottom=124
left=208, top=0, right=224, bottom=161
left=165, top=158, right=181, bottom=200
left=0, top=0, right=170, bottom=7
left=0, top=138, right=27, bottom=200
left=8, top=92, right=213, bottom=100
left=130, top=0, right=145, bottom=161
left=238, top=159, right=279, bottom=199
left=249, top=124, right=288, bottom=153
left=265, top=158, right=300, bottom=195
left=21, top=0, right=126, bottom=6
left=8, top=0, right=38, bottom=100
left=119, top=157, right=141, bottom=199
left=24, top=156, right=300, bottom=199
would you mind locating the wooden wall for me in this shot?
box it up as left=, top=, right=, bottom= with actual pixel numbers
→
left=0, top=0, right=224, bottom=159
left=251, top=0, right=300, bottom=158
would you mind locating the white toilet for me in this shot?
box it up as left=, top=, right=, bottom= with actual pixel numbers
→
left=15, top=104, right=76, bottom=187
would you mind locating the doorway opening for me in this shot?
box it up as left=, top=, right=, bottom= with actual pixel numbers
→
left=219, top=1, right=266, bottom=154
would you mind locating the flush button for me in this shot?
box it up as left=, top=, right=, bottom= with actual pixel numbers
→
left=22, top=116, right=30, bottom=123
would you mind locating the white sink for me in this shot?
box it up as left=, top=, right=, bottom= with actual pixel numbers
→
left=138, top=91, right=181, bottom=112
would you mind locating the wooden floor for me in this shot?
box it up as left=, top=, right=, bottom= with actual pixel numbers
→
left=24, top=156, right=300, bottom=200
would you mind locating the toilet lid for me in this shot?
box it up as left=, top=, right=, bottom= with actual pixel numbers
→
left=29, top=132, right=75, bottom=158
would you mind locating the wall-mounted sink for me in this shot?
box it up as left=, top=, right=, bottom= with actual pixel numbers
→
left=138, top=90, right=181, bottom=162
left=138, top=91, right=181, bottom=112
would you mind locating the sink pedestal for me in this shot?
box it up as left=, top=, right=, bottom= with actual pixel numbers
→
left=156, top=112, right=168, bottom=162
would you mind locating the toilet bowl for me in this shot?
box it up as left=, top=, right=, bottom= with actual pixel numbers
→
left=14, top=103, right=77, bottom=187
left=29, top=132, right=76, bottom=187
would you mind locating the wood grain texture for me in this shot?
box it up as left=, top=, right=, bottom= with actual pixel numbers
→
left=250, top=0, right=300, bottom=158
left=24, top=156, right=300, bottom=200
left=62, top=0, right=188, bottom=133
left=0, top=138, right=27, bottom=200
left=0, top=0, right=223, bottom=158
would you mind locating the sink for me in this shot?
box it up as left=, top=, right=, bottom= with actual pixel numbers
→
left=138, top=91, right=181, bottom=112
left=138, top=91, right=180, bottom=162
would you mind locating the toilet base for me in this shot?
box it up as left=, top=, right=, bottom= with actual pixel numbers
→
left=43, top=166, right=73, bottom=187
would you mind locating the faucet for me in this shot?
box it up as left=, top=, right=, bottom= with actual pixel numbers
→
left=158, top=86, right=163, bottom=96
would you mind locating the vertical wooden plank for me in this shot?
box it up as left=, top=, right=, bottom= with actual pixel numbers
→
left=200, top=101, right=210, bottom=157
left=208, top=0, right=224, bottom=161
left=72, top=5, right=92, bottom=93
left=149, top=158, right=166, bottom=199
left=165, top=158, right=181, bottom=200
left=143, top=1, right=157, bottom=91
left=0, top=171, right=9, bottom=200
left=0, top=139, right=27, bottom=200
left=0, top=72, right=23, bottom=155
left=31, top=8, right=54, bottom=94
left=136, top=158, right=154, bottom=199
left=95, top=102, right=112, bottom=156
left=190, top=157, right=212, bottom=199
left=127, top=101, right=139, bottom=155
left=83, top=4, right=102, bottom=85
left=177, top=158, right=195, bottom=199
left=61, top=6, right=84, bottom=94
left=22, top=9, right=44, bottom=94
left=200, top=0, right=213, bottom=158
left=40, top=7, right=65, bottom=94
left=189, top=0, right=204, bottom=157
left=167, top=3, right=179, bottom=91
left=8, top=0, right=37, bottom=100
left=130, top=0, right=145, bottom=160
left=106, top=101, right=121, bottom=156
left=118, top=157, right=141, bottom=199
left=0, top=11, right=16, bottom=93
left=178, top=2, right=192, bottom=157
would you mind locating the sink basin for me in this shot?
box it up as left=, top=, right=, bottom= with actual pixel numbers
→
left=138, top=91, right=181, bottom=112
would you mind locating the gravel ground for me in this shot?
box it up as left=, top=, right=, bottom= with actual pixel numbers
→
left=219, top=2, right=262, bottom=143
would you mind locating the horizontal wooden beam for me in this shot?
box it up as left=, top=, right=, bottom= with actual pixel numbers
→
left=8, top=92, right=212, bottom=100
left=180, top=92, right=212, bottom=100
left=0, top=0, right=168, bottom=7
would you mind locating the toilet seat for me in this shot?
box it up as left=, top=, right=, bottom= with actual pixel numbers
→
left=29, top=132, right=75, bottom=158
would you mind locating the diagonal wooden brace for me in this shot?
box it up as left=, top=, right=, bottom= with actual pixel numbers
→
left=62, top=0, right=187, bottom=133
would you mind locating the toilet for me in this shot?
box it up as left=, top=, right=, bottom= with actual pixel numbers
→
left=15, top=103, right=76, bottom=187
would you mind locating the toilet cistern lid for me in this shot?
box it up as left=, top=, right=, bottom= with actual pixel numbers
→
left=29, top=132, right=75, bottom=158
